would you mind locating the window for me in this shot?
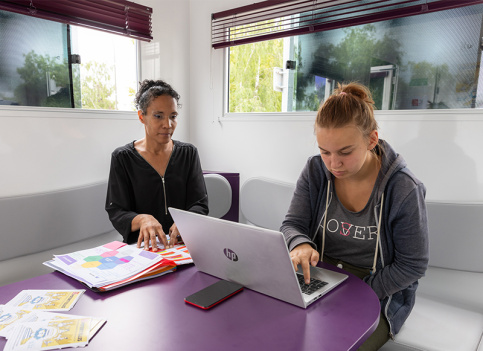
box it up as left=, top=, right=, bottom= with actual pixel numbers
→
left=71, top=27, right=138, bottom=111
left=0, top=9, right=138, bottom=111
left=0, top=10, right=69, bottom=107
left=227, top=4, right=483, bottom=113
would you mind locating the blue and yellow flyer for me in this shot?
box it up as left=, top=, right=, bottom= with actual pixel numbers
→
left=6, top=290, right=84, bottom=311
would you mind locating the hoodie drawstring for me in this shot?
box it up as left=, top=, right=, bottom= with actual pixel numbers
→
left=371, top=192, right=384, bottom=274
left=319, top=180, right=331, bottom=261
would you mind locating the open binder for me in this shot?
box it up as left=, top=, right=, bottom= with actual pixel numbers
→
left=43, top=241, right=192, bottom=292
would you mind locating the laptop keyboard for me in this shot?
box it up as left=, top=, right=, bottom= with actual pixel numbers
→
left=297, top=273, right=328, bottom=295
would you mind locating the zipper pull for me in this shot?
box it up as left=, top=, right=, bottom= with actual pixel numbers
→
left=161, top=176, right=167, bottom=215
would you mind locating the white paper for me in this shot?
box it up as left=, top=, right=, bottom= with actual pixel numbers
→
left=0, top=305, right=106, bottom=341
left=6, top=290, right=85, bottom=312
left=4, top=318, right=92, bottom=351
left=43, top=241, right=164, bottom=288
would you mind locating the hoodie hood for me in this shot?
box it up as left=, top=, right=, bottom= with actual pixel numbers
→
left=377, top=139, right=407, bottom=200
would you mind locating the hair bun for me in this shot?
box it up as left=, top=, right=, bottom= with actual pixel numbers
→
left=338, top=82, right=373, bottom=105
left=316, top=81, right=378, bottom=135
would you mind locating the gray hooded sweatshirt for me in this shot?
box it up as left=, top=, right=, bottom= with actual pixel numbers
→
left=280, top=139, right=429, bottom=336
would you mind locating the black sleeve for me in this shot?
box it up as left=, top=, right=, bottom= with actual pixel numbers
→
left=185, top=147, right=209, bottom=215
left=105, top=153, right=138, bottom=242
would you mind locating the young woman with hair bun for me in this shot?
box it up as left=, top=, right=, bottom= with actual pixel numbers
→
left=281, top=82, right=429, bottom=349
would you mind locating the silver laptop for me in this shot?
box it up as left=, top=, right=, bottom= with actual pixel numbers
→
left=169, top=208, right=348, bottom=308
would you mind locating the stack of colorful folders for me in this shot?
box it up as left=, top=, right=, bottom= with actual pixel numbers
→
left=43, top=241, right=179, bottom=292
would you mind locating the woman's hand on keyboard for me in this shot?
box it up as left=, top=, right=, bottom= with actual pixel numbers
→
left=290, top=243, right=320, bottom=284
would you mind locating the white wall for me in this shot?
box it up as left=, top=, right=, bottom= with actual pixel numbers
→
left=139, top=0, right=191, bottom=143
left=0, top=0, right=191, bottom=198
left=189, top=0, right=483, bottom=204
left=0, top=106, right=142, bottom=197
left=1, top=0, right=482, bottom=205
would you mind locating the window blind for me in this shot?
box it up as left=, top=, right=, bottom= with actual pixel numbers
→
left=212, top=0, right=483, bottom=49
left=0, top=0, right=152, bottom=41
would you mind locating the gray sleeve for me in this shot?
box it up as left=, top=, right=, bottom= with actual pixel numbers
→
left=364, top=183, right=429, bottom=299
left=280, top=159, right=319, bottom=252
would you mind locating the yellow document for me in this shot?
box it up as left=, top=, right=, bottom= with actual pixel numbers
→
left=4, top=318, right=92, bottom=351
left=6, top=290, right=85, bottom=311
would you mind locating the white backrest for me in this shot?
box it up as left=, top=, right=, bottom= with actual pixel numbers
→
left=0, top=182, right=114, bottom=262
left=426, top=202, right=483, bottom=273
left=203, top=173, right=232, bottom=219
left=240, top=177, right=295, bottom=231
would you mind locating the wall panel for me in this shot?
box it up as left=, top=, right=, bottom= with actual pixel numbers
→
left=0, top=107, right=142, bottom=197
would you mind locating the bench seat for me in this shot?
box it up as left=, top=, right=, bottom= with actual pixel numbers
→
left=0, top=182, right=122, bottom=286
left=0, top=230, right=120, bottom=286
left=381, top=203, right=483, bottom=351
left=380, top=266, right=483, bottom=351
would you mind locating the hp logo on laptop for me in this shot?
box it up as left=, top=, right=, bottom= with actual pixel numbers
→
left=223, top=248, right=238, bottom=262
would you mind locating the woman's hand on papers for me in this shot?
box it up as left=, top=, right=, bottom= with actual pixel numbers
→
left=133, top=214, right=169, bottom=251
left=290, top=244, right=319, bottom=284
left=168, top=223, right=181, bottom=248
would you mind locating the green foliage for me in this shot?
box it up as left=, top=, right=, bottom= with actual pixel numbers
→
left=228, top=23, right=407, bottom=113
left=403, top=60, right=452, bottom=109
left=296, top=25, right=403, bottom=111
left=406, top=61, right=451, bottom=82
left=80, top=61, right=116, bottom=110
left=229, top=38, right=283, bottom=112
left=331, top=25, right=395, bottom=81
left=15, top=50, right=70, bottom=107
left=71, top=65, right=82, bottom=108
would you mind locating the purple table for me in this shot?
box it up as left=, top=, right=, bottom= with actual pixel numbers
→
left=0, top=263, right=379, bottom=351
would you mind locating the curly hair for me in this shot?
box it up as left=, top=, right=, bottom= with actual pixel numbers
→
left=135, top=79, right=181, bottom=114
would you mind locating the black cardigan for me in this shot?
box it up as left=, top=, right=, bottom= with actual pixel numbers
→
left=105, top=140, right=208, bottom=244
